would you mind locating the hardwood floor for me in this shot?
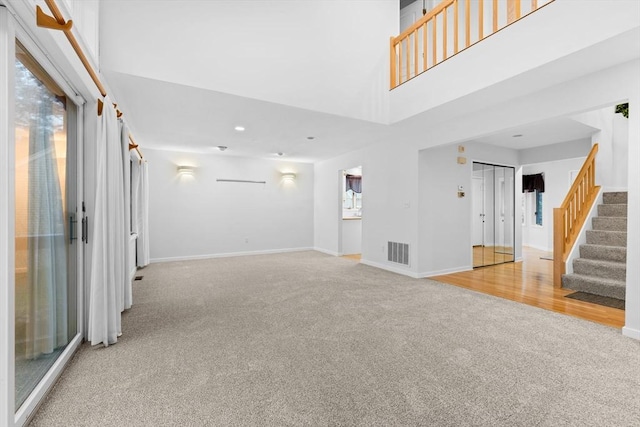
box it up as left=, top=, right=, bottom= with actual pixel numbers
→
left=342, top=254, right=362, bottom=261
left=431, top=247, right=625, bottom=329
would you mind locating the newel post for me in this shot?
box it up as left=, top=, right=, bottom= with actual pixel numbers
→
left=553, top=208, right=564, bottom=288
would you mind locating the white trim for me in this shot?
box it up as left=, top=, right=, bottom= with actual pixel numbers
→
left=3, top=0, right=95, bottom=103
left=313, top=247, right=341, bottom=257
left=621, top=326, right=640, bottom=341
left=150, top=247, right=315, bottom=264
left=420, top=265, right=472, bottom=278
left=75, top=103, right=85, bottom=339
left=359, top=259, right=420, bottom=279
left=12, top=11, right=84, bottom=106
left=565, top=188, right=603, bottom=275
left=0, top=7, right=16, bottom=425
left=524, top=243, right=552, bottom=252
left=14, top=334, right=82, bottom=427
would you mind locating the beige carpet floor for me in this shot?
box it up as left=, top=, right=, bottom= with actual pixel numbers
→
left=29, top=251, right=640, bottom=426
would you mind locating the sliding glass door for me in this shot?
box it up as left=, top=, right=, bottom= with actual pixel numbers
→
left=472, top=162, right=515, bottom=268
left=14, top=41, right=78, bottom=411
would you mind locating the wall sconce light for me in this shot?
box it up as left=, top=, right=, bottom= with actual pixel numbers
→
left=177, top=165, right=195, bottom=176
left=282, top=172, right=296, bottom=181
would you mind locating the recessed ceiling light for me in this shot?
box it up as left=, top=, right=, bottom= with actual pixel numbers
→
left=276, top=152, right=284, bottom=157
left=217, top=145, right=228, bottom=151
left=234, top=126, right=245, bottom=132
left=306, top=136, right=315, bottom=140
left=512, top=134, right=523, bottom=138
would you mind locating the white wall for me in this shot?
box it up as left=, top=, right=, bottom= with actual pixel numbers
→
left=521, top=157, right=587, bottom=252
left=342, top=220, right=362, bottom=255
left=418, top=142, right=519, bottom=276
left=519, top=138, right=591, bottom=165
left=100, top=0, right=398, bottom=123
left=572, top=107, right=629, bottom=191
left=314, top=141, right=419, bottom=274
left=145, top=149, right=314, bottom=262
left=623, top=76, right=640, bottom=339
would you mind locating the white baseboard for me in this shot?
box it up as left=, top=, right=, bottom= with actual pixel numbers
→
left=129, top=267, right=137, bottom=282
left=313, top=247, right=341, bottom=257
left=359, top=259, right=420, bottom=279
left=522, top=243, right=552, bottom=252
left=419, top=265, right=472, bottom=278
left=622, top=326, right=640, bottom=341
left=151, top=247, right=314, bottom=263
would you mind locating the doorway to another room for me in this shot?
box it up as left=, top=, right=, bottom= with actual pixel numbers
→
left=472, top=162, right=515, bottom=268
left=340, top=167, right=362, bottom=261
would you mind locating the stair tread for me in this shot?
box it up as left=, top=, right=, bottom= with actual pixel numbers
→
left=581, top=243, right=627, bottom=249
left=574, top=258, right=626, bottom=268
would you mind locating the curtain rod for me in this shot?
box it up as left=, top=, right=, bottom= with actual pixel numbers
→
left=128, top=135, right=143, bottom=160
left=37, top=1, right=106, bottom=96
left=36, top=0, right=143, bottom=159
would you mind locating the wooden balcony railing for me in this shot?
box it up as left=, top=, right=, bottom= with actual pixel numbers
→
left=553, top=143, right=600, bottom=288
left=390, top=0, right=554, bottom=89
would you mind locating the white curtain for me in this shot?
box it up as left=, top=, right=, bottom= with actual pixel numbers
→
left=88, top=97, right=127, bottom=347
left=120, top=121, right=133, bottom=310
left=26, top=96, right=68, bottom=358
left=132, top=160, right=150, bottom=267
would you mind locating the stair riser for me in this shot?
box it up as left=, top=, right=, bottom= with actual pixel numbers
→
left=573, top=260, right=626, bottom=282
left=598, top=204, right=627, bottom=217
left=579, top=245, right=627, bottom=263
left=603, top=192, right=628, bottom=205
left=592, top=217, right=627, bottom=232
left=586, top=231, right=627, bottom=247
left=562, top=275, right=626, bottom=300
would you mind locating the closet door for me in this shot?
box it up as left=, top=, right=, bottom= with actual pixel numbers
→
left=472, top=162, right=515, bottom=267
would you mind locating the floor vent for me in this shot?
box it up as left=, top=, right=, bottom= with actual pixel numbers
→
left=134, top=276, right=144, bottom=281
left=388, top=242, right=410, bottom=265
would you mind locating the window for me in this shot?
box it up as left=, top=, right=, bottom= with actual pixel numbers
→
left=342, top=172, right=362, bottom=218
left=524, top=190, right=543, bottom=227
left=535, top=191, right=543, bottom=226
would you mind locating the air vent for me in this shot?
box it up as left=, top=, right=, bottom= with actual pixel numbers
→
left=388, top=241, right=410, bottom=265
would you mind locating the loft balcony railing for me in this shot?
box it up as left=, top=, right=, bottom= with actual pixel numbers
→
left=390, top=0, right=555, bottom=89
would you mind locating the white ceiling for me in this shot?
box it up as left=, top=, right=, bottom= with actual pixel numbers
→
left=100, top=0, right=397, bottom=123
left=97, top=0, right=628, bottom=163
left=104, top=71, right=391, bottom=163
left=470, top=117, right=600, bottom=149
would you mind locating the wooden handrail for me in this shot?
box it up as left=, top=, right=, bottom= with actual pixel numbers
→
left=553, top=143, right=600, bottom=287
left=394, top=0, right=454, bottom=45
left=390, top=0, right=555, bottom=89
